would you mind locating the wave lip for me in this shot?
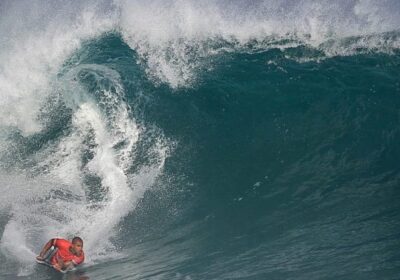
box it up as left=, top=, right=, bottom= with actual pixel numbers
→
left=1, top=0, right=400, bottom=94
left=118, top=0, right=400, bottom=87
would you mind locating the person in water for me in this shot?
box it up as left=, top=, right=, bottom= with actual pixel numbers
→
left=36, top=237, right=85, bottom=271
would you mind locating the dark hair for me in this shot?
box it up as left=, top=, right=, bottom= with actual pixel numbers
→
left=72, top=236, right=83, bottom=245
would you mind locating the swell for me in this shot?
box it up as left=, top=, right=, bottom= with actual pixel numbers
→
left=114, top=46, right=400, bottom=279
left=0, top=1, right=400, bottom=279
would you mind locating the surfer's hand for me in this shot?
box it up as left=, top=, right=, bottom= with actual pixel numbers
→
left=36, top=256, right=44, bottom=261
left=53, top=263, right=62, bottom=271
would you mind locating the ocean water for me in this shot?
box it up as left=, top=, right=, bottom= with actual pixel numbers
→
left=1, top=1, right=400, bottom=279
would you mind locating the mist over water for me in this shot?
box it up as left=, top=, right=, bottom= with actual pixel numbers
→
left=0, top=1, right=400, bottom=279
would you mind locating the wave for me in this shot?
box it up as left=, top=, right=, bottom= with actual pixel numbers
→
left=0, top=1, right=400, bottom=278
left=1, top=1, right=399, bottom=118
left=117, top=0, right=400, bottom=86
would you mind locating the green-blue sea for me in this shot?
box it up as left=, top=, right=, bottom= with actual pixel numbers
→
left=1, top=1, right=399, bottom=279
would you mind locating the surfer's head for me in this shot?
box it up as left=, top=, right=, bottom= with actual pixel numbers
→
left=71, top=236, right=83, bottom=255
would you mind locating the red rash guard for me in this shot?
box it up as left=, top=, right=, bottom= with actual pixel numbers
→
left=50, top=239, right=84, bottom=266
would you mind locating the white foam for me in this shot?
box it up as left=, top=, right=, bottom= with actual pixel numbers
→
left=0, top=63, right=170, bottom=270
left=117, top=0, right=400, bottom=87
left=1, top=0, right=399, bottom=96
left=0, top=0, right=117, bottom=135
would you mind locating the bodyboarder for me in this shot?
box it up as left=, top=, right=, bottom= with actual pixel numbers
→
left=36, top=237, right=85, bottom=272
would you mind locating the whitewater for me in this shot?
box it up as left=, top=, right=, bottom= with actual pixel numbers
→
left=0, top=1, right=399, bottom=279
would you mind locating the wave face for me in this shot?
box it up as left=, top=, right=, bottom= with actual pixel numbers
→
left=0, top=1, right=400, bottom=279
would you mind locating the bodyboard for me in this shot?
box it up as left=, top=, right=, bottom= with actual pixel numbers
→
left=36, top=246, right=68, bottom=273
left=36, top=259, right=68, bottom=273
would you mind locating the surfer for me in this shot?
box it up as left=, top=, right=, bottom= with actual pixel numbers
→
left=36, top=237, right=85, bottom=272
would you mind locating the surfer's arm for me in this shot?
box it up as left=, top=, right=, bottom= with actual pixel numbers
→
left=36, top=239, right=56, bottom=260
left=53, top=258, right=74, bottom=271
left=54, top=254, right=75, bottom=270
left=63, top=261, right=75, bottom=270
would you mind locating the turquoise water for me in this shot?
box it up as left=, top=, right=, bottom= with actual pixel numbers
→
left=1, top=1, right=400, bottom=279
